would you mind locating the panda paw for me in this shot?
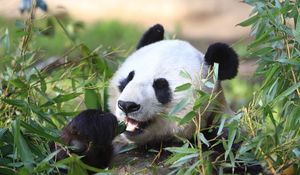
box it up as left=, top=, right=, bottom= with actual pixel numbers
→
left=204, top=43, right=239, bottom=80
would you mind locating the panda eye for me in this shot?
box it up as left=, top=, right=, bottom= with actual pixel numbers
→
left=118, top=71, right=135, bottom=92
left=153, top=78, right=172, bottom=104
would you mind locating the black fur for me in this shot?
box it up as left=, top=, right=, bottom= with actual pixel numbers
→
left=118, top=71, right=135, bottom=92
left=136, top=24, right=164, bottom=49
left=56, top=110, right=118, bottom=173
left=204, top=43, right=239, bottom=80
left=152, top=78, right=172, bottom=104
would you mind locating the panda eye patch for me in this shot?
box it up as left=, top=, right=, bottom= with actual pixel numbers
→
left=153, top=78, right=172, bottom=104
left=118, top=71, right=135, bottom=92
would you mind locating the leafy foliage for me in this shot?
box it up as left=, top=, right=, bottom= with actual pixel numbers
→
left=0, top=9, right=131, bottom=175
left=239, top=0, right=300, bottom=174
left=165, top=1, right=300, bottom=175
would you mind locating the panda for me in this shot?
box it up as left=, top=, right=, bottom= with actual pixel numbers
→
left=108, top=24, right=238, bottom=145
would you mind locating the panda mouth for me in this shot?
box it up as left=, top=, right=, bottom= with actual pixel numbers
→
left=124, top=116, right=151, bottom=136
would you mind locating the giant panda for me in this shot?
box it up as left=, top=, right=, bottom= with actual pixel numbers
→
left=108, top=24, right=238, bottom=145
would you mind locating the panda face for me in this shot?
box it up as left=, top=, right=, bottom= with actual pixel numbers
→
left=116, top=72, right=172, bottom=135
left=108, top=40, right=206, bottom=143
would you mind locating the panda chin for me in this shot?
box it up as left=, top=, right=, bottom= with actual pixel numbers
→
left=124, top=116, right=152, bottom=136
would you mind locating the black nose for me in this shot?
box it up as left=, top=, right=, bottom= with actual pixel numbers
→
left=118, top=100, right=140, bottom=114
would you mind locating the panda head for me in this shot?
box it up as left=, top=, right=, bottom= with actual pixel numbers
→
left=108, top=24, right=238, bottom=144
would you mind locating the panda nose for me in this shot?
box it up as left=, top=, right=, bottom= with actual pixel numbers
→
left=118, top=100, right=140, bottom=113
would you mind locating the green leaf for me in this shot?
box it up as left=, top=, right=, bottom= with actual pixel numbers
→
left=264, top=105, right=277, bottom=129
left=248, top=29, right=272, bottom=48
left=294, top=30, right=300, bottom=48
left=42, top=93, right=82, bottom=106
left=20, top=121, right=59, bottom=141
left=84, top=87, right=101, bottom=109
left=165, top=147, right=198, bottom=154
left=12, top=119, right=34, bottom=170
left=199, top=133, right=210, bottom=147
left=9, top=78, right=28, bottom=89
left=251, top=47, right=273, bottom=56
left=193, top=93, right=210, bottom=110
left=225, top=126, right=237, bottom=160
left=238, top=14, right=259, bottom=27
left=276, top=58, right=300, bottom=66
left=217, top=118, right=226, bottom=136
left=213, top=63, right=219, bottom=82
left=172, top=153, right=198, bottom=166
left=0, top=28, right=10, bottom=53
left=179, top=111, right=196, bottom=125
left=37, top=71, right=47, bottom=93
left=54, top=93, right=82, bottom=103
left=33, top=149, right=61, bottom=172
left=184, top=160, right=200, bottom=175
left=175, top=83, right=191, bottom=92
left=165, top=153, right=185, bottom=165
left=273, top=82, right=300, bottom=104
left=0, top=167, right=16, bottom=175
left=2, top=99, right=29, bottom=108
left=260, top=65, right=279, bottom=90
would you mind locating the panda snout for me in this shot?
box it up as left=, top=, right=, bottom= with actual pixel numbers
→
left=118, top=100, right=141, bottom=114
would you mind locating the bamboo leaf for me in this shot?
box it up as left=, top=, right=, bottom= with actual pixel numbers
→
left=42, top=93, right=82, bottom=107
left=225, top=126, right=237, bottom=160
left=9, top=78, right=28, bottom=89
left=273, top=82, right=300, bottom=104
left=199, top=133, right=210, bottom=147
left=2, top=99, right=29, bottom=108
left=238, top=14, right=259, bottom=27
left=12, top=119, right=34, bottom=170
left=179, top=111, right=196, bottom=125
left=84, top=87, right=101, bottom=109
left=165, top=147, right=198, bottom=154
left=175, top=83, right=191, bottom=92
left=20, top=121, right=59, bottom=141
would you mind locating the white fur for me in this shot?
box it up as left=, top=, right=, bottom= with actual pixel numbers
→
left=108, top=40, right=229, bottom=144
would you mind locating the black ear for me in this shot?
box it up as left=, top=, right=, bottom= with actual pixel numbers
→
left=136, top=24, right=164, bottom=49
left=204, top=43, right=239, bottom=80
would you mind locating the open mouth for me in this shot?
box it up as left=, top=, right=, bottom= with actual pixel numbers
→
left=124, top=116, right=152, bottom=136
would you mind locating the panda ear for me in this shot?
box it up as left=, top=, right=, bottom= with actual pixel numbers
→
left=136, top=24, right=164, bottom=50
left=204, top=43, right=239, bottom=80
